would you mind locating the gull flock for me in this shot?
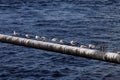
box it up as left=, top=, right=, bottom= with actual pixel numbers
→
left=13, top=31, right=106, bottom=52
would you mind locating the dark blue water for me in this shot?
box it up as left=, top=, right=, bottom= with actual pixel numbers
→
left=0, top=0, right=120, bottom=80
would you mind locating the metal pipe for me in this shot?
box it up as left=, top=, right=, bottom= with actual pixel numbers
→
left=0, top=34, right=120, bottom=63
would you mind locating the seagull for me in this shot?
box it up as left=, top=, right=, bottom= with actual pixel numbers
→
left=41, top=36, right=47, bottom=41
left=51, top=38, right=59, bottom=42
left=70, top=40, right=78, bottom=46
left=25, top=34, right=31, bottom=39
left=59, top=39, right=64, bottom=44
left=99, top=45, right=106, bottom=52
left=13, top=31, right=20, bottom=36
left=35, top=35, right=41, bottom=40
left=80, top=45, right=87, bottom=48
left=88, top=44, right=96, bottom=49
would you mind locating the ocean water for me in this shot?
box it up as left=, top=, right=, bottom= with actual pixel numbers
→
left=0, top=0, right=120, bottom=80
